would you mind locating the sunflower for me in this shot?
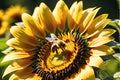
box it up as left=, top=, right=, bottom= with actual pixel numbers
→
left=2, top=5, right=27, bottom=35
left=2, top=0, right=115, bottom=80
left=0, top=10, right=8, bottom=35
left=0, top=10, right=4, bottom=35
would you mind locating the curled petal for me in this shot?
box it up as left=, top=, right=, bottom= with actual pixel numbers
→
left=80, top=8, right=100, bottom=34
left=93, top=19, right=111, bottom=31
left=86, top=19, right=111, bottom=38
left=77, top=8, right=99, bottom=33
left=90, top=45, right=115, bottom=56
left=89, top=37, right=114, bottom=47
left=53, top=0, right=69, bottom=31
left=86, top=14, right=108, bottom=35
left=22, top=13, right=45, bottom=38
left=88, top=25, right=115, bottom=47
left=7, top=38, right=36, bottom=51
left=2, top=50, right=33, bottom=63
left=3, top=58, right=32, bottom=77
left=10, top=25, right=39, bottom=46
left=86, top=56, right=105, bottom=70
left=39, top=3, right=56, bottom=33
left=94, top=29, right=116, bottom=38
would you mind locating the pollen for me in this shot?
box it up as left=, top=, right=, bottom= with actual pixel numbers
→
left=32, top=31, right=90, bottom=80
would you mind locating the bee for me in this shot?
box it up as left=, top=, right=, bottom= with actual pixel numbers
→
left=46, top=33, right=66, bottom=53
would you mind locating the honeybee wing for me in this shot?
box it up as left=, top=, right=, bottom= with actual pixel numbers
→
left=46, top=37, right=53, bottom=42
left=50, top=33, right=58, bottom=39
left=46, top=33, right=58, bottom=42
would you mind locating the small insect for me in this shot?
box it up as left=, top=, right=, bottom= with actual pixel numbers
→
left=46, top=33, right=66, bottom=53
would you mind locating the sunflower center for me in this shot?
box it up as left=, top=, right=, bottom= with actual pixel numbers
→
left=32, top=32, right=90, bottom=80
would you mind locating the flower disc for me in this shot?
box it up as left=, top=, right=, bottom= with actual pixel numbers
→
left=32, top=31, right=90, bottom=80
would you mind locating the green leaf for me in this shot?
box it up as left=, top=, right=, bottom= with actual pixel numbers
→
left=114, top=78, right=120, bottom=80
left=98, top=70, right=110, bottom=79
left=109, top=20, right=120, bottom=30
left=108, top=20, right=120, bottom=44
left=0, top=52, right=5, bottom=64
left=105, top=59, right=120, bottom=76
left=98, top=70, right=114, bottom=80
left=0, top=39, right=8, bottom=51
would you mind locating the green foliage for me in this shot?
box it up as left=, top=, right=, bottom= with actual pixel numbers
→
left=105, top=59, right=120, bottom=76
left=0, top=38, right=8, bottom=51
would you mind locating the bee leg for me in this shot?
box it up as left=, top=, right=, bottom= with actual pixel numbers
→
left=59, top=42, right=66, bottom=52
left=60, top=46, right=65, bottom=52
left=55, top=49, right=59, bottom=55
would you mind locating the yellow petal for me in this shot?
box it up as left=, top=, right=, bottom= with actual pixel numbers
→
left=88, top=28, right=116, bottom=46
left=86, top=19, right=111, bottom=38
left=68, top=1, right=83, bottom=30
left=7, top=38, right=36, bottom=51
left=73, top=1, right=83, bottom=24
left=53, top=0, right=69, bottom=31
left=80, top=8, right=100, bottom=34
left=9, top=74, right=20, bottom=80
left=73, top=65, right=95, bottom=80
left=70, top=1, right=77, bottom=16
left=15, top=67, right=34, bottom=78
left=86, top=14, right=108, bottom=35
left=3, top=58, right=32, bottom=77
left=10, top=25, right=39, bottom=46
left=32, top=7, right=40, bottom=22
left=26, top=74, right=42, bottom=80
left=9, top=67, right=34, bottom=80
left=9, top=74, right=41, bottom=80
left=72, top=1, right=83, bottom=30
left=67, top=13, right=76, bottom=30
left=86, top=56, right=105, bottom=70
left=67, top=1, right=78, bottom=30
left=2, top=50, right=33, bottom=63
left=90, top=45, right=115, bottom=56
left=39, top=3, right=56, bottom=33
left=22, top=13, right=45, bottom=38
left=78, top=8, right=95, bottom=32
left=89, top=37, right=114, bottom=47
left=95, top=29, right=116, bottom=38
